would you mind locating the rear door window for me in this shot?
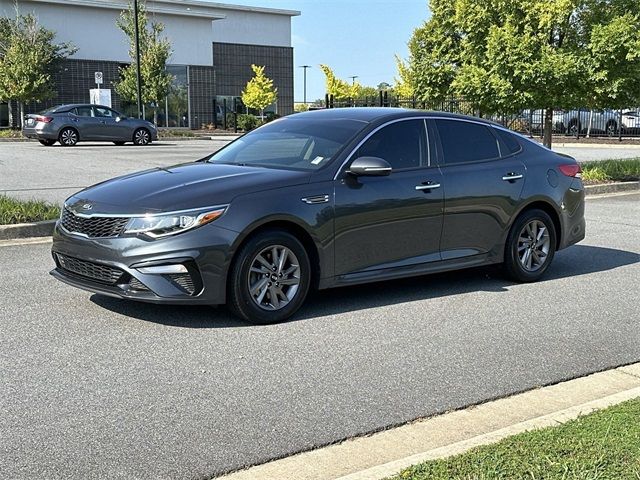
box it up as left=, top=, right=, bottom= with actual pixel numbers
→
left=435, top=119, right=500, bottom=164
left=74, top=106, right=94, bottom=117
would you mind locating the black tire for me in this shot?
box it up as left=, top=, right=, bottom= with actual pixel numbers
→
left=227, top=230, right=311, bottom=324
left=133, top=128, right=151, bottom=145
left=58, top=127, right=79, bottom=146
left=503, top=209, right=557, bottom=283
left=606, top=121, right=617, bottom=137
left=567, top=120, right=581, bottom=137
left=38, top=139, right=56, bottom=146
left=113, top=141, right=126, bottom=146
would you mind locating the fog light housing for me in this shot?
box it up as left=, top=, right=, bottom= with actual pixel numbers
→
left=137, top=264, right=188, bottom=275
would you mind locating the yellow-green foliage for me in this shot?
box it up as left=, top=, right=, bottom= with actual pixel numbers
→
left=241, top=64, right=278, bottom=116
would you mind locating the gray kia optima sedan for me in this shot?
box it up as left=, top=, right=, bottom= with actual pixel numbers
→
left=51, top=108, right=585, bottom=324
left=22, top=104, right=158, bottom=146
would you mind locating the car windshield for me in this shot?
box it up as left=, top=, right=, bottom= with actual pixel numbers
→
left=207, top=117, right=366, bottom=171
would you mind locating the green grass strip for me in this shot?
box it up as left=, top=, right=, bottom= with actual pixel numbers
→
left=0, top=195, right=60, bottom=225
left=388, top=397, right=640, bottom=480
left=581, top=158, right=640, bottom=183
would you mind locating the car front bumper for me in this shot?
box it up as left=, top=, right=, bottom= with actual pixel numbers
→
left=50, top=221, right=239, bottom=305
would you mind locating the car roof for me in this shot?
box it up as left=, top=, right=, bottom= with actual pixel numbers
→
left=289, top=107, right=500, bottom=126
left=49, top=104, right=112, bottom=112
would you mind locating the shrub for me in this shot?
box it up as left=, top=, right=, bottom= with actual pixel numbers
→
left=237, top=114, right=259, bottom=131
left=0, top=195, right=60, bottom=224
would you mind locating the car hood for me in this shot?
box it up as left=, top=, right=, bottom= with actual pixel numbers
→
left=66, top=162, right=312, bottom=214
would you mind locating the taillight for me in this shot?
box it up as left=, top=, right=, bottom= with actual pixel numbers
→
left=35, top=116, right=53, bottom=123
left=558, top=164, right=582, bottom=178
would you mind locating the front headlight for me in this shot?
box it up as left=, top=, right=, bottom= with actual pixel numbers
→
left=124, top=206, right=226, bottom=239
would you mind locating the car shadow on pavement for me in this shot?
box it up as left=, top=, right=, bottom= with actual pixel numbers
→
left=90, top=244, right=638, bottom=328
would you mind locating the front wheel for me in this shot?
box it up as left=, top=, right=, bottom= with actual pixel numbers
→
left=504, top=209, right=557, bottom=282
left=228, top=231, right=311, bottom=324
left=133, top=128, right=151, bottom=145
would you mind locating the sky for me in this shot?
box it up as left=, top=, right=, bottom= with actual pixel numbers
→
left=223, top=0, right=431, bottom=103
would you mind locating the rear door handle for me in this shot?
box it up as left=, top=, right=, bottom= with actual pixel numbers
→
left=502, top=173, right=523, bottom=182
left=415, top=182, right=441, bottom=191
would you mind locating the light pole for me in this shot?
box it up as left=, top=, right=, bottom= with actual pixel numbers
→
left=299, top=65, right=311, bottom=104
left=349, top=75, right=358, bottom=85
left=133, top=0, right=143, bottom=119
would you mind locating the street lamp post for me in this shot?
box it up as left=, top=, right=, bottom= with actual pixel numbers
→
left=299, top=65, right=311, bottom=104
left=133, top=0, right=143, bottom=119
left=349, top=75, right=358, bottom=85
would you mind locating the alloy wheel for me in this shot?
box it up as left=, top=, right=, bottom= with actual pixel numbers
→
left=517, top=220, right=551, bottom=272
left=134, top=129, right=150, bottom=145
left=247, top=245, right=301, bottom=311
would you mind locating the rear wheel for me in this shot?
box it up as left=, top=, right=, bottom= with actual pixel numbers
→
left=38, top=139, right=56, bottom=146
left=228, top=230, right=311, bottom=324
left=504, top=209, right=557, bottom=282
left=606, top=121, right=617, bottom=137
left=58, top=127, right=78, bottom=146
left=133, top=128, right=151, bottom=145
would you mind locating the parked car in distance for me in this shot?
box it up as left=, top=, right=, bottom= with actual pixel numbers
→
left=22, top=104, right=158, bottom=146
left=50, top=108, right=585, bottom=324
left=557, top=109, right=620, bottom=136
left=621, top=110, right=640, bottom=134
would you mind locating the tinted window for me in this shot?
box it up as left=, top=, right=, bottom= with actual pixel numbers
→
left=356, top=120, right=426, bottom=170
left=435, top=119, right=499, bottom=164
left=208, top=118, right=364, bottom=171
left=494, top=128, right=522, bottom=155
left=74, top=107, right=93, bottom=117
left=94, top=107, right=115, bottom=118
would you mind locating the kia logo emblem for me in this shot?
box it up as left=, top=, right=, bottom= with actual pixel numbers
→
left=82, top=203, right=93, bottom=210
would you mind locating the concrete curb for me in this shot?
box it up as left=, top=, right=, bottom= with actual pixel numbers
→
left=585, top=181, right=639, bottom=195
left=217, top=363, right=640, bottom=480
left=0, top=220, right=56, bottom=240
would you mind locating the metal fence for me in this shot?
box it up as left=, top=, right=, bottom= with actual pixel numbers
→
left=321, top=93, right=640, bottom=139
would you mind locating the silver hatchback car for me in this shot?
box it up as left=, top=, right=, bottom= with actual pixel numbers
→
left=22, top=104, right=158, bottom=146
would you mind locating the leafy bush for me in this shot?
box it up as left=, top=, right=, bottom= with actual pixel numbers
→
left=0, top=129, right=23, bottom=139
left=237, top=114, right=259, bottom=131
left=581, top=165, right=609, bottom=183
left=580, top=158, right=640, bottom=183
left=0, top=195, right=60, bottom=224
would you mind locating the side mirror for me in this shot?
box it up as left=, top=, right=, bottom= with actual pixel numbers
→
left=348, top=156, right=392, bottom=176
left=115, top=116, right=124, bottom=122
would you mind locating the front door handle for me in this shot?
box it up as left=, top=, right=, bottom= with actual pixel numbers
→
left=502, top=173, right=524, bottom=182
left=415, top=182, right=441, bottom=191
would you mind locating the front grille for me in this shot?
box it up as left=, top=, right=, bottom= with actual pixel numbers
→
left=61, top=208, right=129, bottom=238
left=56, top=253, right=124, bottom=285
left=167, top=273, right=195, bottom=295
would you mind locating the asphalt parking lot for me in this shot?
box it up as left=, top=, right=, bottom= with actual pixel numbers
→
left=0, top=140, right=231, bottom=204
left=0, top=193, right=638, bottom=479
left=0, top=139, right=638, bottom=204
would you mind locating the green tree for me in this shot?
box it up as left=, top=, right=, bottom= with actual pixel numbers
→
left=319, top=64, right=351, bottom=100
left=394, top=55, right=414, bottom=98
left=0, top=12, right=76, bottom=127
left=406, top=0, right=640, bottom=147
left=116, top=0, right=173, bottom=125
left=241, top=64, right=277, bottom=118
